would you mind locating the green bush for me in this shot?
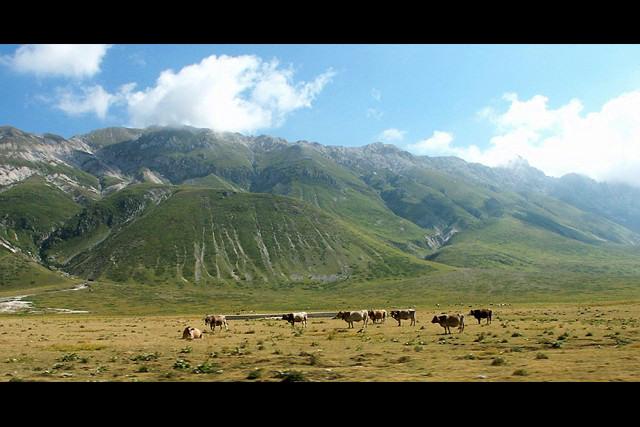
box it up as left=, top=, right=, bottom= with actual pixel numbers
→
left=173, top=359, right=191, bottom=370
left=491, top=357, right=506, bottom=366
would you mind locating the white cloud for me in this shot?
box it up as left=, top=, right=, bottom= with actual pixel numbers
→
left=371, top=88, right=381, bottom=101
left=366, top=108, right=383, bottom=120
left=378, top=128, right=406, bottom=143
left=406, top=131, right=456, bottom=156
left=55, top=83, right=133, bottom=119
left=419, top=91, right=640, bottom=187
left=1, top=44, right=110, bottom=78
left=122, top=54, right=335, bottom=133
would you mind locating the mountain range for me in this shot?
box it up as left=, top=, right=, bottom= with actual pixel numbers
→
left=2, top=124, right=640, bottom=290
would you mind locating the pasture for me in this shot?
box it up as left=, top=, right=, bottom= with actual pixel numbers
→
left=1, top=301, right=639, bottom=381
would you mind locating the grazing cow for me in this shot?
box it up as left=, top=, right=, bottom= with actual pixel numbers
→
left=389, top=309, right=416, bottom=326
left=368, top=309, right=387, bottom=324
left=334, top=310, right=369, bottom=329
left=282, top=312, right=308, bottom=328
left=182, top=326, right=203, bottom=340
left=431, top=314, right=465, bottom=334
left=469, top=309, right=492, bottom=324
left=204, top=314, right=228, bottom=333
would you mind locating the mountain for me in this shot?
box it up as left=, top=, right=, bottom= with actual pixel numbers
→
left=42, top=185, right=439, bottom=284
left=0, top=176, right=82, bottom=259
left=1, top=125, right=640, bottom=289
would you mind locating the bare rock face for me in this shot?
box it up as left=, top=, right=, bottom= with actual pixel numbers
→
left=425, top=225, right=459, bottom=250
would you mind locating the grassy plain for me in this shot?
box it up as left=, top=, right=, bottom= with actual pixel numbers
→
left=1, top=300, right=639, bottom=382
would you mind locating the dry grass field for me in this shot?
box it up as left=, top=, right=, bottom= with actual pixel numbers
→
left=1, top=301, right=639, bottom=382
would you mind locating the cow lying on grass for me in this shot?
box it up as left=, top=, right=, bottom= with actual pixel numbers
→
left=182, top=327, right=203, bottom=340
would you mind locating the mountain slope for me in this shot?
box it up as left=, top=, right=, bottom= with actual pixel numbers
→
left=0, top=176, right=82, bottom=259
left=2, top=125, right=640, bottom=287
left=45, top=186, right=440, bottom=285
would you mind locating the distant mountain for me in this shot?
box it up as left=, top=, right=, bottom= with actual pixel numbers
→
left=1, top=125, right=639, bottom=288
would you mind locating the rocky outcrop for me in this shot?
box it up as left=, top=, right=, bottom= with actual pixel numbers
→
left=425, top=225, right=459, bottom=250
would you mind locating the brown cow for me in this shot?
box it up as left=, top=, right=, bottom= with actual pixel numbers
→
left=368, top=309, right=387, bottom=324
left=182, top=326, right=203, bottom=340
left=431, top=314, right=465, bottom=334
left=469, top=309, right=492, bottom=324
left=389, top=309, right=416, bottom=326
left=334, top=311, right=368, bottom=329
left=204, top=314, right=228, bottom=333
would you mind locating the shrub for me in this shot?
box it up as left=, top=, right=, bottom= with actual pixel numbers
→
left=136, top=366, right=150, bottom=373
left=131, top=352, right=160, bottom=362
left=511, top=332, right=523, bottom=338
left=398, top=356, right=411, bottom=363
left=58, top=353, right=80, bottom=362
left=274, top=370, right=307, bottom=382
left=173, top=359, right=191, bottom=370
left=513, top=369, right=529, bottom=376
left=491, top=357, right=506, bottom=366
left=586, top=332, right=593, bottom=337
left=192, top=361, right=219, bottom=374
left=247, top=369, right=262, bottom=380
left=179, top=346, right=192, bottom=354
left=535, top=353, right=549, bottom=360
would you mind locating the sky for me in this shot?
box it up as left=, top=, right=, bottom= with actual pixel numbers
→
left=2, top=44, right=640, bottom=186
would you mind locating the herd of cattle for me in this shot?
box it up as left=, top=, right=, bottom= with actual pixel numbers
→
left=182, top=308, right=493, bottom=340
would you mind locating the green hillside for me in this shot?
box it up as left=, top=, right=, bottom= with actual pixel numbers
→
left=0, top=248, right=77, bottom=294
left=426, top=216, right=640, bottom=275
left=42, top=184, right=175, bottom=265
left=251, top=144, right=431, bottom=255
left=0, top=176, right=82, bottom=257
left=45, top=187, right=441, bottom=285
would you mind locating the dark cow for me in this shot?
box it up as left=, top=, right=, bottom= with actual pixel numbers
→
left=469, top=309, right=492, bottom=324
left=204, top=314, right=228, bottom=333
left=282, top=312, right=308, bottom=328
left=431, top=314, right=465, bottom=334
left=389, top=309, right=416, bottom=326
left=368, top=309, right=387, bottom=324
left=334, top=310, right=369, bottom=329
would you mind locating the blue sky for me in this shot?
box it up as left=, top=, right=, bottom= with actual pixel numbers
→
left=2, top=44, right=640, bottom=185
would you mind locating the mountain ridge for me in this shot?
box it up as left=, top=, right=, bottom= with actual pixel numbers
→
left=1, top=125, right=640, bottom=289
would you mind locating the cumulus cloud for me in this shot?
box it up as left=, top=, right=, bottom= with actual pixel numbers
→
left=371, top=88, right=381, bottom=101
left=405, top=131, right=456, bottom=156
left=1, top=44, right=111, bottom=78
left=55, top=83, right=134, bottom=119
left=122, top=54, right=335, bottom=133
left=378, top=128, right=406, bottom=143
left=411, top=91, right=640, bottom=187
